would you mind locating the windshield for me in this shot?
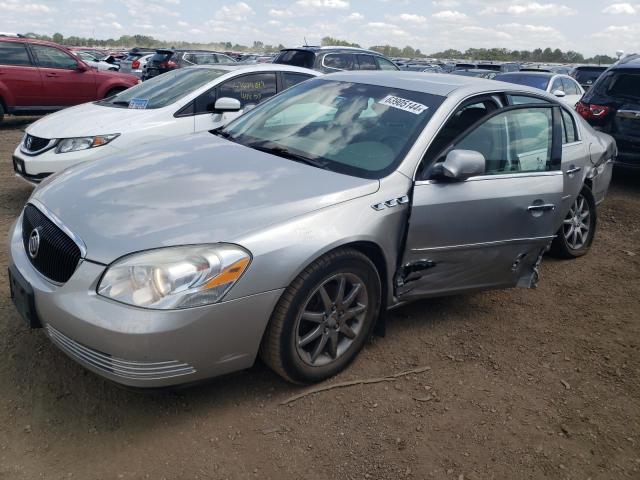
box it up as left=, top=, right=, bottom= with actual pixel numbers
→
left=494, top=73, right=550, bottom=91
left=220, top=78, right=445, bottom=179
left=99, top=68, right=227, bottom=109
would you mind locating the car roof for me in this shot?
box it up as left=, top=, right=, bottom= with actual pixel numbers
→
left=280, top=46, right=384, bottom=56
left=0, top=36, right=70, bottom=49
left=497, top=71, right=554, bottom=78
left=612, top=54, right=640, bottom=69
left=324, top=71, right=544, bottom=97
left=182, top=64, right=321, bottom=75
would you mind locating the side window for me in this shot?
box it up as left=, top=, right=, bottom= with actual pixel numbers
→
left=282, top=72, right=314, bottom=90
left=195, top=53, right=218, bottom=65
left=31, top=45, right=78, bottom=70
left=216, top=73, right=277, bottom=109
left=357, top=55, right=377, bottom=70
left=322, top=53, right=354, bottom=71
left=508, top=95, right=551, bottom=105
left=215, top=54, right=234, bottom=63
left=376, top=57, right=398, bottom=71
left=182, top=53, right=196, bottom=65
left=0, top=41, right=32, bottom=66
left=422, top=100, right=497, bottom=166
left=193, top=87, right=217, bottom=114
left=561, top=109, right=578, bottom=144
left=550, top=78, right=564, bottom=93
left=454, top=107, right=555, bottom=175
left=561, top=78, right=580, bottom=95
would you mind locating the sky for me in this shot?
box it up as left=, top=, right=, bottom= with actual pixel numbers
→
left=1, top=0, right=639, bottom=56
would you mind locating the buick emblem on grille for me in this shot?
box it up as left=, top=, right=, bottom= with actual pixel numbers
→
left=28, top=228, right=41, bottom=259
left=25, top=136, right=33, bottom=150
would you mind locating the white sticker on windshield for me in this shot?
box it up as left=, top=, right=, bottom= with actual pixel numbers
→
left=128, top=98, right=149, bottom=110
left=378, top=95, right=428, bottom=115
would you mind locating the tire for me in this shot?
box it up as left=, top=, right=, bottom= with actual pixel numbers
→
left=550, top=185, right=597, bottom=259
left=260, top=248, right=382, bottom=384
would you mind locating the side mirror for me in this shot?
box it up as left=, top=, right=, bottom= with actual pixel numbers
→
left=435, top=149, right=486, bottom=181
left=552, top=89, right=566, bottom=98
left=213, top=97, right=241, bottom=113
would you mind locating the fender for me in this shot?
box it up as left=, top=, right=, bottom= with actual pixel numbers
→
left=0, top=81, right=16, bottom=109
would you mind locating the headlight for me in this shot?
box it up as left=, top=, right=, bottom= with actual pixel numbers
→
left=55, top=134, right=119, bottom=154
left=97, top=244, right=251, bottom=310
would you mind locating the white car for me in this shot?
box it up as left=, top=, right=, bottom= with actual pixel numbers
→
left=74, top=51, right=119, bottom=72
left=494, top=71, right=585, bottom=107
left=119, top=53, right=153, bottom=78
left=12, top=64, right=320, bottom=184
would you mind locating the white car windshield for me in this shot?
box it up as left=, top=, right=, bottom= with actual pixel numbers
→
left=220, top=78, right=445, bottom=179
left=101, top=68, right=228, bottom=109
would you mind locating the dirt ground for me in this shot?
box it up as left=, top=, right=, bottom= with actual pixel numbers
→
left=0, top=116, right=638, bottom=480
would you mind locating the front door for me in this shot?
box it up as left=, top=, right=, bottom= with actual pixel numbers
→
left=29, top=44, right=96, bottom=106
left=398, top=105, right=565, bottom=299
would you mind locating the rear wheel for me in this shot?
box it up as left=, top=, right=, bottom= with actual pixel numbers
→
left=260, top=248, right=381, bottom=384
left=550, top=186, right=597, bottom=258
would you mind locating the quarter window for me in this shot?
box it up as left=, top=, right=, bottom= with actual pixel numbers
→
left=216, top=73, right=277, bottom=109
left=0, top=41, right=32, bottom=66
left=454, top=107, right=556, bottom=175
left=323, top=53, right=355, bottom=70
left=561, top=109, right=578, bottom=144
left=561, top=78, right=580, bottom=96
left=550, top=78, right=564, bottom=93
left=508, top=95, right=551, bottom=105
left=31, top=45, right=77, bottom=70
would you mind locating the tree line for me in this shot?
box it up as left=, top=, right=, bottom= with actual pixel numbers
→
left=26, top=32, right=617, bottom=64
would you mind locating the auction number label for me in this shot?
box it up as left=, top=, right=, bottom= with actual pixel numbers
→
left=128, top=98, right=149, bottom=110
left=379, top=95, right=428, bottom=115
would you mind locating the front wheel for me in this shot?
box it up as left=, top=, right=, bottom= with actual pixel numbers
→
left=550, top=186, right=597, bottom=258
left=260, top=248, right=381, bottom=384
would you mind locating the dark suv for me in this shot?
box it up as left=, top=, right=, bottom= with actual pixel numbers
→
left=577, top=54, right=640, bottom=169
left=143, top=49, right=236, bottom=80
left=0, top=36, right=139, bottom=123
left=273, top=46, right=399, bottom=73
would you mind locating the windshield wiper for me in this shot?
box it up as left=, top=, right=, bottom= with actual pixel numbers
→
left=110, top=100, right=130, bottom=107
left=210, top=127, right=236, bottom=141
left=248, top=142, right=328, bottom=170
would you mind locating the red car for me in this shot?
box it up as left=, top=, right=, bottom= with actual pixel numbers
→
left=0, top=36, right=139, bottom=123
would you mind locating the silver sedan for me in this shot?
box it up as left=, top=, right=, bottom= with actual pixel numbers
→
left=8, top=72, right=616, bottom=387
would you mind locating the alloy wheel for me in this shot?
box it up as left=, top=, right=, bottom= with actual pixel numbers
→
left=295, top=273, right=369, bottom=367
left=563, top=193, right=591, bottom=250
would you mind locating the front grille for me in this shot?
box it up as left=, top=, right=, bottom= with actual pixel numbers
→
left=23, top=134, right=52, bottom=153
left=46, top=325, right=197, bottom=381
left=22, top=204, right=82, bottom=283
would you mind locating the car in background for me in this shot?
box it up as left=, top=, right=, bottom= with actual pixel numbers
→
left=118, top=48, right=156, bottom=76
left=12, top=64, right=319, bottom=184
left=576, top=54, right=640, bottom=169
left=74, top=51, right=119, bottom=71
left=273, top=46, right=399, bottom=73
left=520, top=65, right=573, bottom=75
left=452, top=69, right=499, bottom=79
left=0, top=36, right=139, bottom=125
left=494, top=71, right=584, bottom=106
left=9, top=72, right=614, bottom=388
left=477, top=62, right=520, bottom=73
left=570, top=65, right=608, bottom=91
left=142, top=49, right=237, bottom=80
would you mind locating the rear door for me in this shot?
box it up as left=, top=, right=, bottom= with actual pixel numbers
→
left=0, top=40, right=45, bottom=107
left=399, top=104, right=564, bottom=298
left=192, top=72, right=278, bottom=132
left=29, top=44, right=96, bottom=106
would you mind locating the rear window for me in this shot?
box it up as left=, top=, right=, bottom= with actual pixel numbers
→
left=99, top=68, right=227, bottom=109
left=274, top=50, right=315, bottom=69
left=478, top=64, right=502, bottom=71
left=599, top=71, right=640, bottom=101
left=494, top=73, right=550, bottom=91
left=150, top=51, right=174, bottom=63
left=573, top=68, right=606, bottom=85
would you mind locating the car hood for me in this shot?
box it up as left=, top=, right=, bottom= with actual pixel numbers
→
left=31, top=133, right=380, bottom=264
left=27, top=102, right=164, bottom=139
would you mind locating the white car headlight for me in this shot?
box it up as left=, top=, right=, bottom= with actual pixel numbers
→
left=97, top=245, right=251, bottom=310
left=55, top=134, right=119, bottom=154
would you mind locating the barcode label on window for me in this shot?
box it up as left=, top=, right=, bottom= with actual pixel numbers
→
left=378, top=95, right=428, bottom=115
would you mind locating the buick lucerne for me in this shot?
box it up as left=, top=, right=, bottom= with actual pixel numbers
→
left=8, top=72, right=615, bottom=387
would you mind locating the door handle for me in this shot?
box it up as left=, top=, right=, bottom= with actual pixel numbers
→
left=566, top=166, right=581, bottom=175
left=45, top=73, right=59, bottom=77
left=528, top=204, right=556, bottom=212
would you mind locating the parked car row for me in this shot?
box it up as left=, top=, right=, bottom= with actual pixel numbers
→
left=8, top=69, right=616, bottom=389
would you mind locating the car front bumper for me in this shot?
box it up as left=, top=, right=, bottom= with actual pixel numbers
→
left=12, top=144, right=121, bottom=185
left=9, top=216, right=283, bottom=388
